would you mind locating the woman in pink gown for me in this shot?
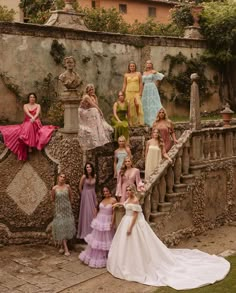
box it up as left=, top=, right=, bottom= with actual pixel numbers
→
left=0, top=93, right=57, bottom=160
left=115, top=156, right=144, bottom=203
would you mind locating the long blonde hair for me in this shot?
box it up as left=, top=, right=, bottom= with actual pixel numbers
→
left=151, top=129, right=164, bottom=151
left=126, top=183, right=137, bottom=196
left=153, top=108, right=172, bottom=128
left=120, top=156, right=133, bottom=177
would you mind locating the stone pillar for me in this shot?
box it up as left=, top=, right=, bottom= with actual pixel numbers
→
left=190, top=73, right=201, bottom=130
left=59, top=89, right=80, bottom=134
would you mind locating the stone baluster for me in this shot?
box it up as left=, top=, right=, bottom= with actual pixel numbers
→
left=203, top=133, right=210, bottom=160
left=190, top=135, right=202, bottom=162
left=216, top=133, right=221, bottom=158
left=233, top=131, right=236, bottom=156
left=174, top=150, right=182, bottom=184
left=159, top=172, right=167, bottom=203
left=219, top=132, right=224, bottom=158
left=182, top=141, right=190, bottom=175
left=166, top=166, right=174, bottom=194
left=225, top=131, right=233, bottom=157
left=143, top=189, right=152, bottom=222
left=151, top=185, right=160, bottom=212
left=210, top=133, right=217, bottom=159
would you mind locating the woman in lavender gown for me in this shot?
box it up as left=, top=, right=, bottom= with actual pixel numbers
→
left=79, top=186, right=117, bottom=268
left=77, top=162, right=97, bottom=240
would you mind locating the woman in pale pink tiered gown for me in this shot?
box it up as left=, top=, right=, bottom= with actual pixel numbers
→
left=0, top=93, right=57, bottom=160
left=79, top=187, right=117, bottom=268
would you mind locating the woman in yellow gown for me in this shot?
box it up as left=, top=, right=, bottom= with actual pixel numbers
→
left=122, top=61, right=144, bottom=127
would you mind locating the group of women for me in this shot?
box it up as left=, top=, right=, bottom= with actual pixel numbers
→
left=0, top=62, right=231, bottom=290
left=52, top=170, right=230, bottom=291
left=78, top=60, right=167, bottom=151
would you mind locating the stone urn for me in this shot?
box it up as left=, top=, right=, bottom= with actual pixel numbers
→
left=64, top=0, right=74, bottom=11
left=220, top=103, right=234, bottom=127
left=190, top=3, right=203, bottom=28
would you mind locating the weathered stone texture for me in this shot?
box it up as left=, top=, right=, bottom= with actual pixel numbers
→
left=0, top=22, right=221, bottom=124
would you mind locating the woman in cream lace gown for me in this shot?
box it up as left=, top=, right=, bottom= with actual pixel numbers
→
left=145, top=128, right=172, bottom=181
left=78, top=84, right=113, bottom=151
left=107, top=184, right=230, bottom=290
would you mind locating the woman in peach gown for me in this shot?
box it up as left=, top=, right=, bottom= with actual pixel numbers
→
left=152, top=108, right=178, bottom=152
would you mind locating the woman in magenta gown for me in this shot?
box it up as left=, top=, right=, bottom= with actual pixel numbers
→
left=0, top=93, right=57, bottom=160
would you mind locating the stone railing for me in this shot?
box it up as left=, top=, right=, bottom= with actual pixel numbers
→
left=143, top=125, right=236, bottom=223
left=143, top=129, right=193, bottom=222
left=190, top=126, right=236, bottom=170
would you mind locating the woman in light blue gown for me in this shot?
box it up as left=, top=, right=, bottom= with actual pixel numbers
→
left=142, top=60, right=164, bottom=126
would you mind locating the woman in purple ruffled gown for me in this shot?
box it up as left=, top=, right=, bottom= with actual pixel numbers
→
left=77, top=162, right=97, bottom=240
left=79, top=186, right=117, bottom=268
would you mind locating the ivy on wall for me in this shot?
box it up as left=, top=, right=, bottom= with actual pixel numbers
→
left=163, top=52, right=215, bottom=106
left=0, top=72, right=24, bottom=104
left=50, top=40, right=66, bottom=65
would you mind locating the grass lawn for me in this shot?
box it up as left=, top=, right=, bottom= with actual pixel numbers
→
left=153, top=255, right=236, bottom=293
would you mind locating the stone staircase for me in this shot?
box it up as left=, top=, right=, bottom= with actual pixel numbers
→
left=143, top=129, right=193, bottom=223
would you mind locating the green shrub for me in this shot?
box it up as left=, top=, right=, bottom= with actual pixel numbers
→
left=0, top=5, right=15, bottom=21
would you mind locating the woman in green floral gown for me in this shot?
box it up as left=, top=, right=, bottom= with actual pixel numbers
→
left=111, top=91, right=129, bottom=141
left=52, top=173, right=76, bottom=256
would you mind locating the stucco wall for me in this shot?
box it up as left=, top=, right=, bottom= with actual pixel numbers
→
left=0, top=22, right=220, bottom=124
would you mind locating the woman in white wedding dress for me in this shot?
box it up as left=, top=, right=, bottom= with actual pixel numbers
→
left=107, top=184, right=230, bottom=290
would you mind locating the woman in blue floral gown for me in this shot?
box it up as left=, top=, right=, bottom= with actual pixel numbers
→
left=142, top=60, right=164, bottom=126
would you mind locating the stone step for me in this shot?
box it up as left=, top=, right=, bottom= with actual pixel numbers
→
left=166, top=192, right=187, bottom=203
left=158, top=202, right=172, bottom=212
left=150, top=211, right=169, bottom=222
left=174, top=183, right=187, bottom=193
left=181, top=174, right=195, bottom=185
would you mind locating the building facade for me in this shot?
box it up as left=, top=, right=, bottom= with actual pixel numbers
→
left=0, top=0, right=22, bottom=22
left=79, top=0, right=176, bottom=24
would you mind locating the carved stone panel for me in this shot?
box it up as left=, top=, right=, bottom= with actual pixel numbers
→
left=204, top=170, right=227, bottom=222
left=6, top=162, right=48, bottom=215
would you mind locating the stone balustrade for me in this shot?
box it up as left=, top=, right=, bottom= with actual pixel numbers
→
left=190, top=126, right=236, bottom=165
left=143, top=130, right=193, bottom=222
left=143, top=125, right=236, bottom=224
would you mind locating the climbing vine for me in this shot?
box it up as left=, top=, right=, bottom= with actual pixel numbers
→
left=50, top=40, right=66, bottom=65
left=0, top=72, right=24, bottom=104
left=163, top=52, right=214, bottom=106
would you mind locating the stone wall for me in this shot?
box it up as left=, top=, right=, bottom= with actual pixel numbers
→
left=0, top=22, right=221, bottom=124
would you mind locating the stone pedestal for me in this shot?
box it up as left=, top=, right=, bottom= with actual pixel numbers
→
left=45, top=1, right=88, bottom=30
left=184, top=26, right=204, bottom=39
left=59, top=90, right=80, bottom=134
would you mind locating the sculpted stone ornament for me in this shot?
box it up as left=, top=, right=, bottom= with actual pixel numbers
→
left=59, top=56, right=81, bottom=90
left=59, top=56, right=82, bottom=134
left=45, top=0, right=88, bottom=30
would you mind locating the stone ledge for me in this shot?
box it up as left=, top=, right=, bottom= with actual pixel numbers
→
left=0, top=22, right=207, bottom=48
